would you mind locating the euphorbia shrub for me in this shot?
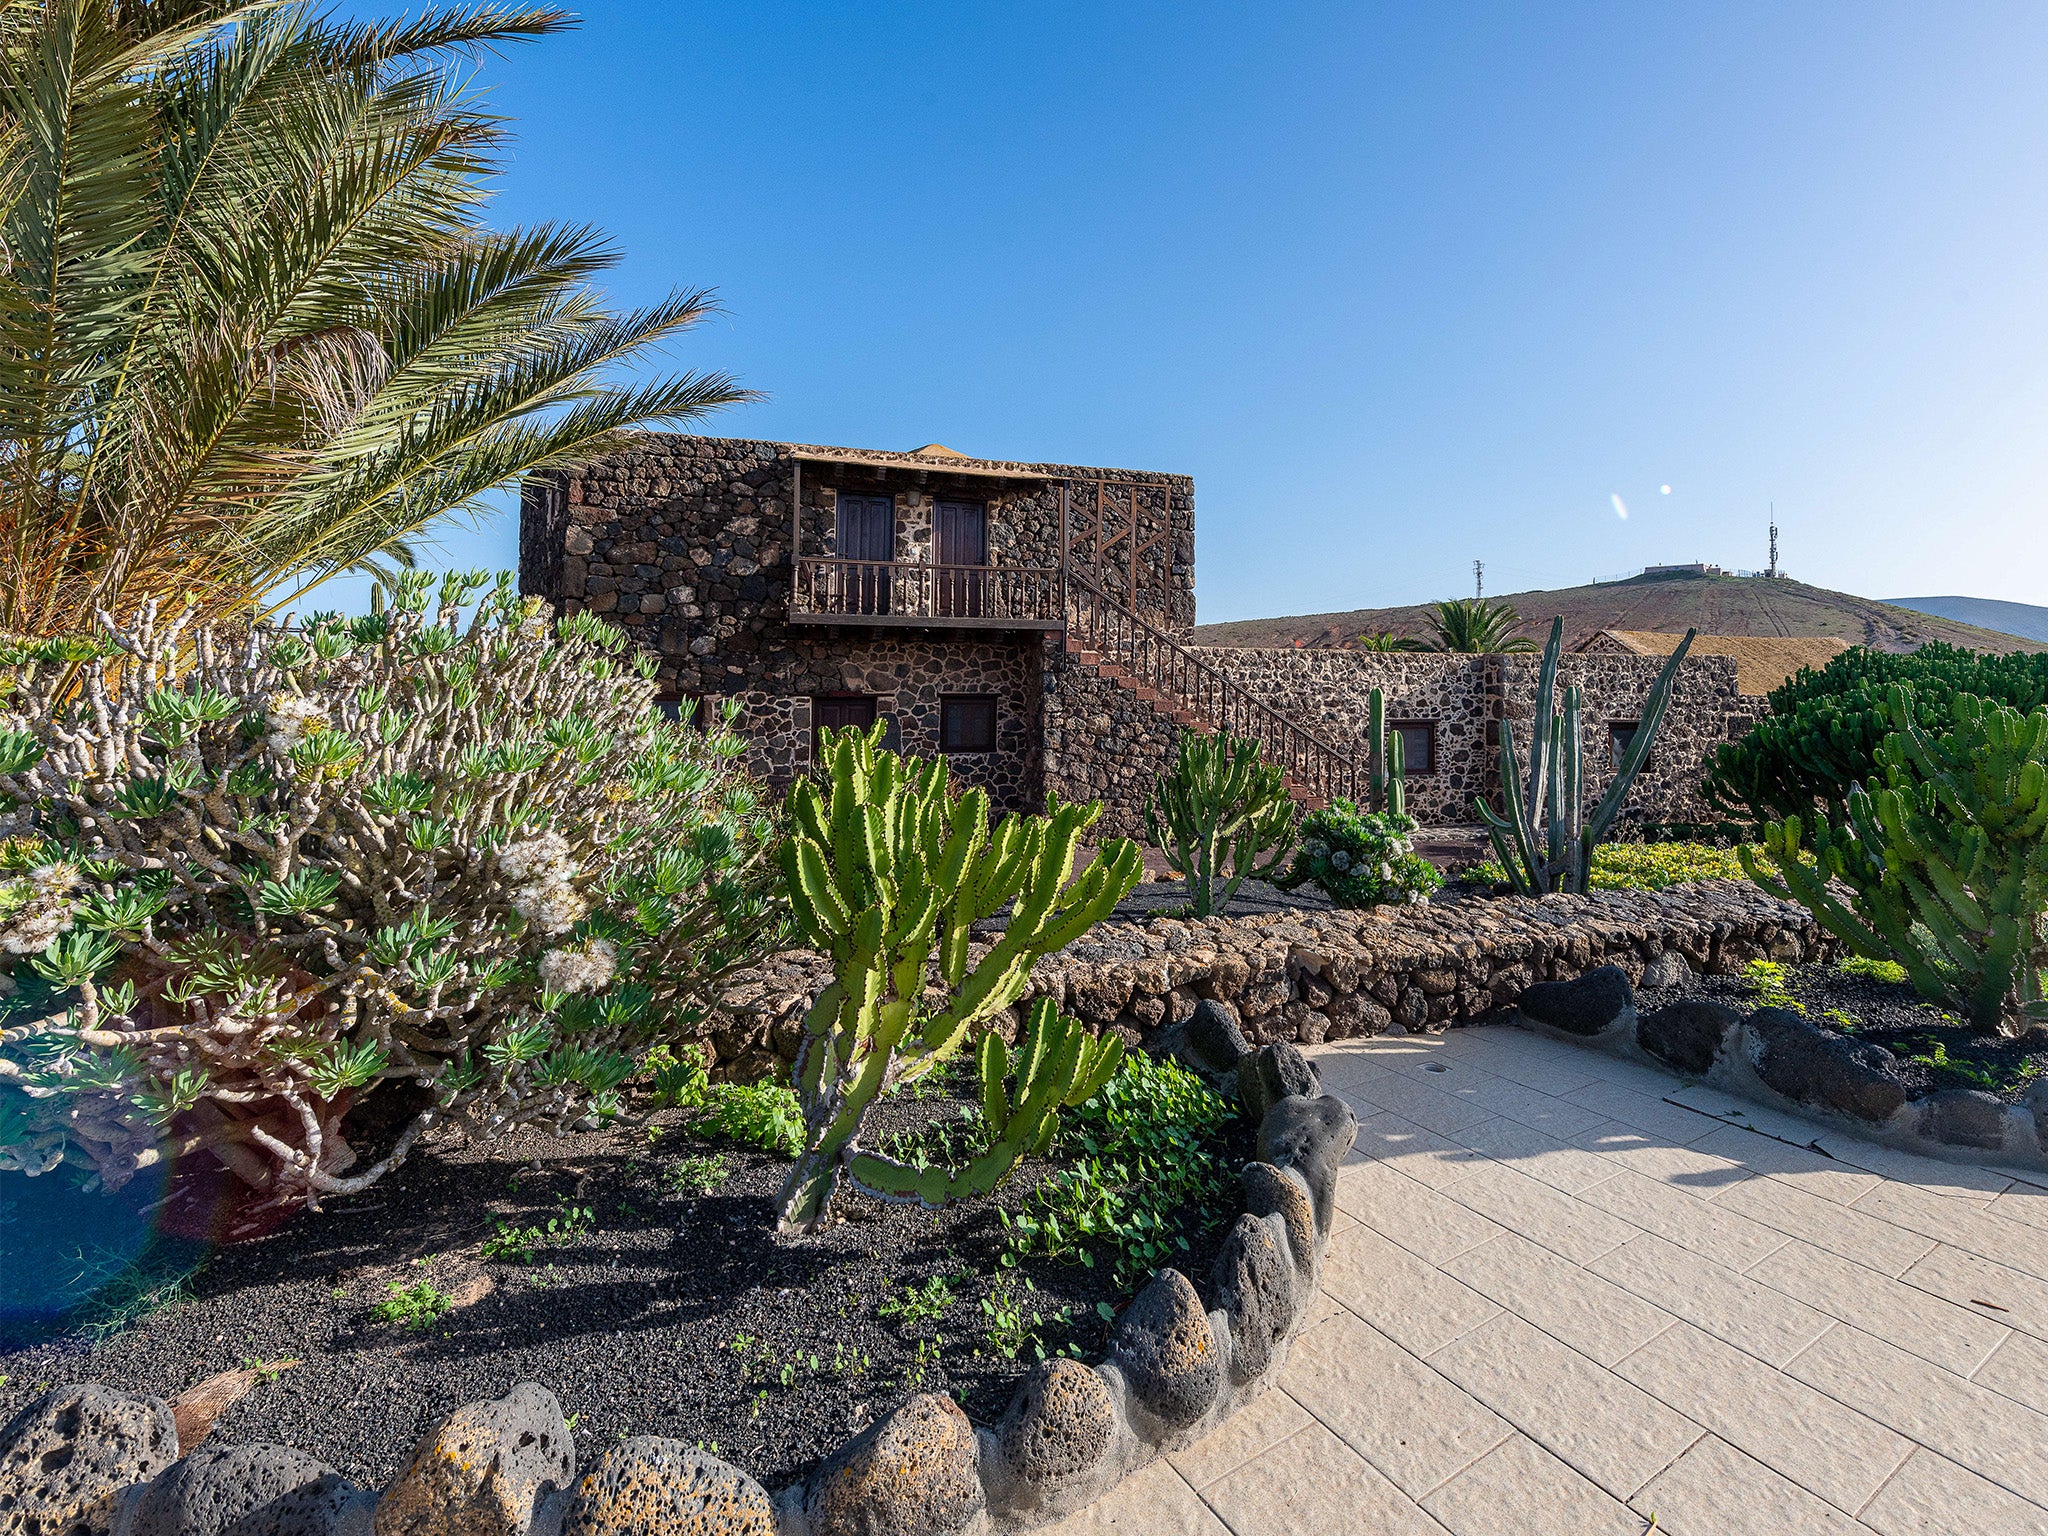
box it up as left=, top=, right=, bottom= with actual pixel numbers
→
left=0, top=573, right=780, bottom=1212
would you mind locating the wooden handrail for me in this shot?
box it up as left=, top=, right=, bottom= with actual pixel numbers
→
left=1065, top=581, right=1365, bottom=806
left=792, top=557, right=1064, bottom=622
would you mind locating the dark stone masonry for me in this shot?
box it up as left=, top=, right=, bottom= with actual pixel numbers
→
left=520, top=434, right=1774, bottom=834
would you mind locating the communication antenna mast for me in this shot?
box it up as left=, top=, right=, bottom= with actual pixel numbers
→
left=1767, top=507, right=1779, bottom=579
left=1474, top=560, right=1484, bottom=599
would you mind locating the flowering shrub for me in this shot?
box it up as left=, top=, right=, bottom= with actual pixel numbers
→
left=0, top=573, right=781, bottom=1214
left=1277, top=801, right=1441, bottom=908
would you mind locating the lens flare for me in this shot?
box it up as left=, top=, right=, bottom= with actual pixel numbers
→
left=1611, top=493, right=1629, bottom=520
left=1660, top=484, right=1672, bottom=495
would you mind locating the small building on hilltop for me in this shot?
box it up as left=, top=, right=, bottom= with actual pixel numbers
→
left=520, top=434, right=1761, bottom=836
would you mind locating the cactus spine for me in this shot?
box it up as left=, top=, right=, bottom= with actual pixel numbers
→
left=1366, top=688, right=1408, bottom=819
left=1474, top=618, right=1695, bottom=895
left=1144, top=731, right=1299, bottom=916
left=1742, top=686, right=2048, bottom=1034
left=775, top=724, right=1143, bottom=1234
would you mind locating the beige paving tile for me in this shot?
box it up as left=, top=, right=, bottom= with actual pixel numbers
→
left=1627, top=1434, right=1870, bottom=1535
left=1564, top=1078, right=1721, bottom=1143
left=1573, top=1121, right=1757, bottom=1196
left=1971, top=1328, right=2048, bottom=1416
left=1426, top=1311, right=1701, bottom=1500
left=1335, top=1157, right=1504, bottom=1264
left=1419, top=1432, right=1648, bottom=1536
left=1785, top=1323, right=2048, bottom=1508
left=1443, top=1161, right=1639, bottom=1265
left=1278, top=1308, right=1512, bottom=1500
left=1853, top=1179, right=2048, bottom=1284
left=1197, top=1418, right=1452, bottom=1536
left=1985, top=1178, right=2048, bottom=1232
left=1812, top=1135, right=2015, bottom=1200
left=1039, top=1457, right=1230, bottom=1535
left=1857, top=1446, right=2048, bottom=1536
left=1574, top=1168, right=1790, bottom=1271
left=1664, top=1083, right=1850, bottom=1146
left=1450, top=1114, right=1618, bottom=1194
left=1744, top=1239, right=2009, bottom=1378
left=1564, top=1050, right=1699, bottom=1097
left=1690, top=1124, right=1884, bottom=1204
left=1442, top=1232, right=1677, bottom=1367
left=1167, top=1383, right=1312, bottom=1489
left=1900, top=1242, right=2048, bottom=1340
left=1319, top=1223, right=1500, bottom=1355
left=1351, top=1110, right=1482, bottom=1190
left=1306, top=1047, right=1393, bottom=1090
left=1614, top=1321, right=1914, bottom=1513
left=1434, top=1067, right=1612, bottom=1139
left=1351, top=1071, right=1499, bottom=1136
left=1715, top=1173, right=1936, bottom=1276
left=1433, top=1029, right=1611, bottom=1095
left=1590, top=1232, right=1834, bottom=1366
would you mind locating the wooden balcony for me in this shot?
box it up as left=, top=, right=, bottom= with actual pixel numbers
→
left=789, top=557, right=1066, bottom=629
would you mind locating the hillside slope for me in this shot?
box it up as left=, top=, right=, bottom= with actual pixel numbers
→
left=1192, top=573, right=2046, bottom=654
left=1882, top=595, right=2048, bottom=644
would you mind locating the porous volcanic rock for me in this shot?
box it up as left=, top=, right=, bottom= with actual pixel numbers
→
left=0, top=1383, right=179, bottom=1536
left=2028, top=1080, right=2048, bottom=1153
left=1743, top=1010, right=1910, bottom=1124
left=1916, top=1089, right=2010, bottom=1152
left=130, top=1444, right=365, bottom=1536
left=1212, top=1214, right=1296, bottom=1385
left=1640, top=951, right=1695, bottom=989
left=1106, top=1271, right=1221, bottom=1439
left=560, top=1438, right=775, bottom=1536
left=1237, top=1042, right=1320, bottom=1122
left=994, top=1360, right=1117, bottom=1488
left=1518, top=966, right=1635, bottom=1037
left=1636, top=1000, right=1742, bottom=1076
left=1255, top=1095, right=1357, bottom=1236
left=373, top=1384, right=574, bottom=1536
left=803, top=1394, right=984, bottom=1536
left=1240, top=1163, right=1318, bottom=1288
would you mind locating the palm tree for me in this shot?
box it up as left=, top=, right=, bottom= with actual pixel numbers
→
left=1421, top=598, right=1540, bottom=653
left=0, top=0, right=751, bottom=636
left=1354, top=630, right=1427, bottom=652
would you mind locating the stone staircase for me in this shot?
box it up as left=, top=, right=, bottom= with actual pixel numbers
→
left=1063, top=582, right=1366, bottom=809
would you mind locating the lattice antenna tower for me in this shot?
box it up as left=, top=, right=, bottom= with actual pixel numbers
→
left=1767, top=507, right=1779, bottom=579
left=1474, top=559, right=1484, bottom=599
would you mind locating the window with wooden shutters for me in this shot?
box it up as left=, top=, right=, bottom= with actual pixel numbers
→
left=934, top=500, right=987, bottom=617
left=834, top=493, right=893, bottom=613
left=939, top=695, right=997, bottom=754
left=813, top=694, right=877, bottom=756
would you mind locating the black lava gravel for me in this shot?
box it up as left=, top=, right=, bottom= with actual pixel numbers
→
left=1, top=1072, right=1250, bottom=1489
left=1645, top=959, right=2048, bottom=1100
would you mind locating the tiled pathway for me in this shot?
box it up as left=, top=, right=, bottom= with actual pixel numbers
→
left=1046, top=1025, right=2048, bottom=1535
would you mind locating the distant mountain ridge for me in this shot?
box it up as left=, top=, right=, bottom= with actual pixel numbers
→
left=1192, top=572, right=2046, bottom=655
left=1881, top=595, right=2048, bottom=645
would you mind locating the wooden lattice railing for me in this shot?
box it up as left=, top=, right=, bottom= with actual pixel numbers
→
left=1065, top=582, right=1368, bottom=806
left=791, top=557, right=1063, bottom=624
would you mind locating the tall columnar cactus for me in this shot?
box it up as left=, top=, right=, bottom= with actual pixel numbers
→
left=776, top=725, right=1142, bottom=1235
left=1742, top=687, right=2048, bottom=1035
left=1144, top=731, right=1299, bottom=916
left=1474, top=618, right=1695, bottom=895
left=1365, top=688, right=1408, bottom=819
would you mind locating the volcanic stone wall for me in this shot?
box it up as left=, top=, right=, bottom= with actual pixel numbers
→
left=1041, top=650, right=1184, bottom=840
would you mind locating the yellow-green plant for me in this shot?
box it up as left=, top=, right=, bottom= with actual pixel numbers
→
left=775, top=725, right=1141, bottom=1234
left=1743, top=688, right=2048, bottom=1036
left=1144, top=731, right=1297, bottom=916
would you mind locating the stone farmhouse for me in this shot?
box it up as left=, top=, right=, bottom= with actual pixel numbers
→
left=520, top=435, right=1780, bottom=837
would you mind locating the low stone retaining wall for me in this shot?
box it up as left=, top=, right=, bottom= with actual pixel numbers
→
left=710, top=881, right=1835, bottom=1080
left=0, top=1037, right=1356, bottom=1536
left=1518, top=966, right=2048, bottom=1176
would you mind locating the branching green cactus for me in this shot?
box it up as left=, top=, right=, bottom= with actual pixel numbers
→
left=1742, top=687, right=2048, bottom=1035
left=1144, top=731, right=1299, bottom=916
left=775, top=724, right=1142, bottom=1235
left=849, top=997, right=1122, bottom=1205
left=1366, top=688, right=1407, bottom=819
left=1475, top=618, right=1695, bottom=895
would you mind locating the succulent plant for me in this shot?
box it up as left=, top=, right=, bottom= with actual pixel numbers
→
left=0, top=572, right=781, bottom=1210
left=776, top=724, right=1141, bottom=1235
left=1144, top=731, right=1298, bottom=916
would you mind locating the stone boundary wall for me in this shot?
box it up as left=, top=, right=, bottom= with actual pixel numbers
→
left=1517, top=968, right=2048, bottom=1175
left=708, top=882, right=1833, bottom=1083
left=1, top=1074, right=1357, bottom=1536
left=1041, top=649, right=1185, bottom=841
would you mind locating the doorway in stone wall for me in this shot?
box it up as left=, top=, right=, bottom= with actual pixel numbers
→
left=935, top=499, right=986, bottom=617
left=836, top=493, right=893, bottom=614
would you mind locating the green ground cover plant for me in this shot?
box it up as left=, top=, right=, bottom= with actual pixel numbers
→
left=373, top=1279, right=451, bottom=1331
left=1469, top=841, right=1751, bottom=892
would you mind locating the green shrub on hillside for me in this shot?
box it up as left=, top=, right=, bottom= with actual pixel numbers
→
left=1706, top=644, right=2048, bottom=829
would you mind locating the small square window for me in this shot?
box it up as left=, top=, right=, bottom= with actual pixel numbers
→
left=656, top=696, right=702, bottom=729
left=1610, top=720, right=1652, bottom=769
left=940, top=695, right=998, bottom=754
left=1387, top=720, right=1437, bottom=776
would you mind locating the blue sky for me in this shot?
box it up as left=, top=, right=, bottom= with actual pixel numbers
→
left=334, top=1, right=2048, bottom=623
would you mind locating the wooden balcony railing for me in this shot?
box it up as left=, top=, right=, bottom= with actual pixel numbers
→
left=790, top=558, right=1065, bottom=628
left=1066, top=581, right=1369, bottom=807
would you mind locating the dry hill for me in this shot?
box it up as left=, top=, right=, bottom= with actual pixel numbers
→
left=1192, top=572, right=2046, bottom=655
